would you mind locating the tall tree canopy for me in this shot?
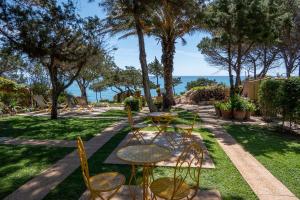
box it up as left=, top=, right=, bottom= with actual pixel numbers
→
left=148, top=56, right=163, bottom=87
left=198, top=0, right=282, bottom=95
left=0, top=0, right=104, bottom=119
left=147, top=0, right=205, bottom=110
left=99, top=0, right=156, bottom=111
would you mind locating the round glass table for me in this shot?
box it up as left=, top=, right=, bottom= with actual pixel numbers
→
left=147, top=112, right=178, bottom=144
left=117, top=144, right=172, bottom=200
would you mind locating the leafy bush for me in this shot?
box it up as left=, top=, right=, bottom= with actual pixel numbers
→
left=231, top=95, right=256, bottom=111
left=186, top=78, right=219, bottom=90
left=219, top=101, right=232, bottom=111
left=189, top=85, right=225, bottom=103
left=280, top=77, right=300, bottom=125
left=258, top=79, right=283, bottom=119
left=124, top=97, right=140, bottom=111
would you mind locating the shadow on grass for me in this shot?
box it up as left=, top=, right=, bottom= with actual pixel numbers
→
left=0, top=116, right=117, bottom=140
left=0, top=145, right=74, bottom=199
left=224, top=124, right=300, bottom=157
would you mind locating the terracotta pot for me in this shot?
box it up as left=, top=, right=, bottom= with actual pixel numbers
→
left=244, top=111, right=251, bottom=120
left=221, top=110, right=232, bottom=120
left=233, top=110, right=246, bottom=121
left=215, top=107, right=221, bottom=117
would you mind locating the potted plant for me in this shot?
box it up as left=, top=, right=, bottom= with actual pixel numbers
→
left=219, top=101, right=232, bottom=120
left=232, top=95, right=247, bottom=121
left=214, top=101, right=222, bottom=117
left=245, top=101, right=256, bottom=120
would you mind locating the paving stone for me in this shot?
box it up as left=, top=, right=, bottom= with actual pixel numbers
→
left=79, top=185, right=221, bottom=200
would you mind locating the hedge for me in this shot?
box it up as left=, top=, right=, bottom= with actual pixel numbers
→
left=189, top=85, right=225, bottom=103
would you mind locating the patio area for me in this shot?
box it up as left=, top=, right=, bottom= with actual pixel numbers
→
left=0, top=107, right=299, bottom=200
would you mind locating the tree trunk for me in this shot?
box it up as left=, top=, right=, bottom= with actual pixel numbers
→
left=235, top=42, right=242, bottom=89
left=133, top=5, right=156, bottom=112
left=253, top=62, right=257, bottom=79
left=95, top=91, right=98, bottom=102
left=227, top=42, right=234, bottom=97
left=48, top=63, right=59, bottom=119
left=156, top=75, right=159, bottom=87
left=161, top=38, right=176, bottom=110
left=77, top=80, right=88, bottom=105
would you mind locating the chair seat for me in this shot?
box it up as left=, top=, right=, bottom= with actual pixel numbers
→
left=89, top=172, right=125, bottom=192
left=174, top=124, right=193, bottom=131
left=150, top=177, right=191, bottom=200
left=132, top=123, right=148, bottom=129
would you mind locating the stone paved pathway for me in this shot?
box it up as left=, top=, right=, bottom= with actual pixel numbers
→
left=175, top=104, right=299, bottom=200
left=3, top=119, right=130, bottom=200
left=79, top=186, right=221, bottom=200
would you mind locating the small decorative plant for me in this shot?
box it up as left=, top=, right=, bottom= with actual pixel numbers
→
left=124, top=96, right=140, bottom=111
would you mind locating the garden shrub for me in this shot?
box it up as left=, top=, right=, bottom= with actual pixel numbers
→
left=124, top=97, right=140, bottom=111
left=189, top=85, right=225, bottom=103
left=186, top=77, right=219, bottom=90
left=279, top=77, right=300, bottom=126
left=258, top=79, right=283, bottom=120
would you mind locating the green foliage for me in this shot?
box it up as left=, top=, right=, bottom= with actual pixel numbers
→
left=189, top=85, right=226, bottom=103
left=124, top=97, right=140, bottom=111
left=0, top=77, right=20, bottom=92
left=30, top=82, right=49, bottom=96
left=258, top=79, right=283, bottom=119
left=280, top=77, right=300, bottom=124
left=186, top=78, right=218, bottom=91
left=219, top=101, right=232, bottom=111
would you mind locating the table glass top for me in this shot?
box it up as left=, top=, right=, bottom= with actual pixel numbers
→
left=116, top=144, right=171, bottom=164
left=147, top=112, right=178, bottom=117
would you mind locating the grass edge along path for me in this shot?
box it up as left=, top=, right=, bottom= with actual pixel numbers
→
left=0, top=145, right=74, bottom=199
left=224, top=124, right=300, bottom=198
left=44, top=126, right=257, bottom=200
left=3, top=120, right=128, bottom=200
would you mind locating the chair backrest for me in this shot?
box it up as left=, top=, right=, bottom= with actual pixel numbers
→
left=172, top=142, right=204, bottom=199
left=76, top=97, right=87, bottom=106
left=77, top=137, right=92, bottom=191
left=33, top=95, right=48, bottom=108
left=126, top=106, right=134, bottom=127
left=66, top=95, right=76, bottom=108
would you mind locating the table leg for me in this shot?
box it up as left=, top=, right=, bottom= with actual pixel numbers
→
left=128, top=164, right=138, bottom=200
left=142, top=164, right=154, bottom=200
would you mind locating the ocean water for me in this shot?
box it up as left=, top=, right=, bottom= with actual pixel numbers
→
left=67, top=76, right=238, bottom=102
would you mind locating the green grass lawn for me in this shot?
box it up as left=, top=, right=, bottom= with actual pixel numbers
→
left=98, top=109, right=137, bottom=118
left=0, top=145, right=74, bottom=199
left=0, top=116, right=117, bottom=140
left=44, top=113, right=257, bottom=199
left=224, top=124, right=300, bottom=198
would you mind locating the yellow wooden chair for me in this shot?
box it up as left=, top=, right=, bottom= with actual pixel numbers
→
left=77, top=137, right=125, bottom=200
left=126, top=106, right=148, bottom=144
left=150, top=142, right=204, bottom=200
left=174, top=113, right=198, bottom=144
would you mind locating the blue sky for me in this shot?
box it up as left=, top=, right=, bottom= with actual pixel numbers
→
left=77, top=1, right=291, bottom=76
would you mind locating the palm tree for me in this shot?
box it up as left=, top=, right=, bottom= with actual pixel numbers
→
left=146, top=0, right=205, bottom=110
left=100, top=0, right=156, bottom=112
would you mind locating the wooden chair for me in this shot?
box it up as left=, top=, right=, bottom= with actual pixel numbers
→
left=127, top=106, right=148, bottom=144
left=174, top=113, right=198, bottom=144
left=75, top=97, right=94, bottom=112
left=77, top=137, right=125, bottom=200
left=150, top=142, right=204, bottom=200
left=33, top=95, right=51, bottom=112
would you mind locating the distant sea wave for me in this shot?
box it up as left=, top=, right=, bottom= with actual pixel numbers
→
left=67, top=76, right=244, bottom=102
